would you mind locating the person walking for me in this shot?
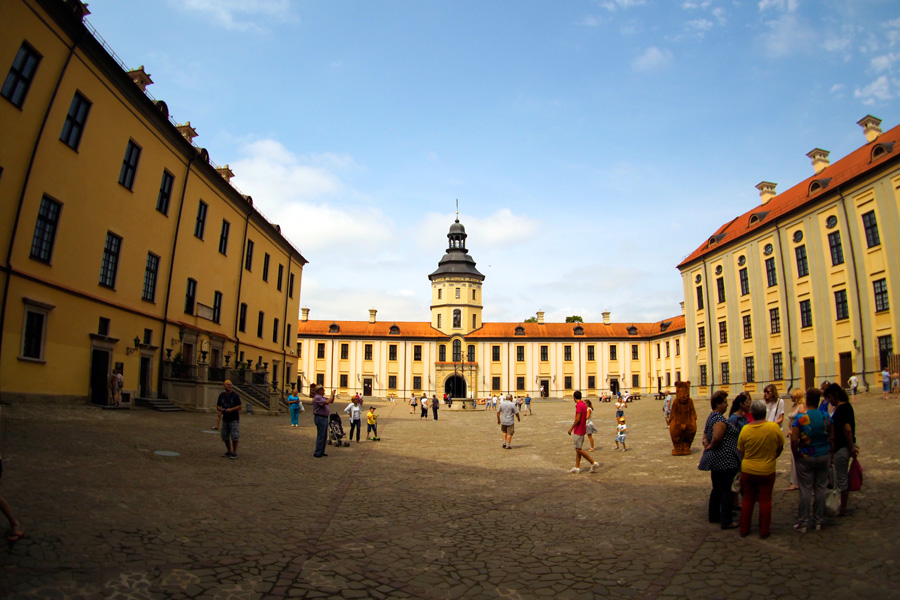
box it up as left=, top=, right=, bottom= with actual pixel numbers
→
left=847, top=374, right=859, bottom=397
left=366, top=406, right=379, bottom=440
left=584, top=399, right=597, bottom=451
left=567, top=391, right=599, bottom=474
left=313, top=386, right=336, bottom=458
left=497, top=394, right=520, bottom=449
left=288, top=389, right=302, bottom=427
left=882, top=367, right=891, bottom=399
left=410, top=394, right=417, bottom=415
left=216, top=380, right=242, bottom=459
left=737, top=400, right=784, bottom=538
left=344, top=396, right=362, bottom=443
left=524, top=393, right=532, bottom=415
left=791, top=388, right=834, bottom=532
left=432, top=394, right=440, bottom=420
left=420, top=394, right=429, bottom=420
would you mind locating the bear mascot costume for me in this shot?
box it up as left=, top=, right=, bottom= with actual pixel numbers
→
left=668, top=380, right=697, bottom=456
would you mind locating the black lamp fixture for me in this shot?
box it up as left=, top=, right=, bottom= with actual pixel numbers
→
left=126, top=336, right=141, bottom=355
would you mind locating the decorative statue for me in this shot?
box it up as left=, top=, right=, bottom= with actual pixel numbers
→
left=668, top=380, right=697, bottom=456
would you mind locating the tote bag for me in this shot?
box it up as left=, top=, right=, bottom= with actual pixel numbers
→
left=848, top=458, right=863, bottom=492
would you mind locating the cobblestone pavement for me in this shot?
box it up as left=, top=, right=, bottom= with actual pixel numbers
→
left=1, top=391, right=898, bottom=599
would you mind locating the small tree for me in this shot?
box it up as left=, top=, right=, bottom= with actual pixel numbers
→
left=524, top=316, right=538, bottom=323
left=565, top=315, right=584, bottom=323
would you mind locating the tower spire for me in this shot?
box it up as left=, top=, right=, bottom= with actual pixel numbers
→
left=455, top=198, right=459, bottom=222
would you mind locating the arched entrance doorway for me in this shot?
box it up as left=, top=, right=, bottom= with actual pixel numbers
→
left=444, top=375, right=467, bottom=399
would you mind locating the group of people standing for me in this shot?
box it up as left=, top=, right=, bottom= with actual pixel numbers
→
left=699, top=382, right=858, bottom=538
left=409, top=394, right=440, bottom=420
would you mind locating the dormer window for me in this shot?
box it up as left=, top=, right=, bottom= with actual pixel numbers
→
left=808, top=178, right=831, bottom=196
left=389, top=324, right=400, bottom=335
left=515, top=326, right=525, bottom=336
left=328, top=323, right=340, bottom=333
left=871, top=142, right=894, bottom=161
left=573, top=325, right=584, bottom=336
left=748, top=211, right=769, bottom=226
left=627, top=326, right=638, bottom=336
left=660, top=321, right=671, bottom=332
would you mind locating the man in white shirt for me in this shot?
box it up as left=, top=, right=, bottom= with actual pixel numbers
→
left=497, top=394, right=520, bottom=449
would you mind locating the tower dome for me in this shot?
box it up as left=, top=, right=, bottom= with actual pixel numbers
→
left=429, top=218, right=484, bottom=281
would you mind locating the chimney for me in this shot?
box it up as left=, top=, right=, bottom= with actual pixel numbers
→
left=756, top=181, right=777, bottom=205
left=176, top=122, right=198, bottom=143
left=602, top=311, right=611, bottom=325
left=806, top=148, right=830, bottom=174
left=301, top=307, right=309, bottom=322
left=680, top=301, right=685, bottom=315
left=857, top=115, right=883, bottom=143
left=216, top=164, right=235, bottom=182
left=536, top=311, right=545, bottom=325
left=369, top=309, right=377, bottom=323
left=127, top=66, right=152, bottom=92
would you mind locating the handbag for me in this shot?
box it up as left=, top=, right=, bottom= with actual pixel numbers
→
left=848, top=457, right=863, bottom=491
left=731, top=471, right=742, bottom=493
left=825, top=466, right=841, bottom=517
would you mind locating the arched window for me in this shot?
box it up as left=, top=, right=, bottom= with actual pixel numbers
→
left=453, top=309, right=461, bottom=328
left=453, top=339, right=462, bottom=361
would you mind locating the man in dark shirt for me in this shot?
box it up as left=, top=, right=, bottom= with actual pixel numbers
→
left=312, top=385, right=336, bottom=458
left=216, top=380, right=242, bottom=459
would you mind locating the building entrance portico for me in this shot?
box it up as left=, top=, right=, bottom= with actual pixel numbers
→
left=444, top=375, right=467, bottom=400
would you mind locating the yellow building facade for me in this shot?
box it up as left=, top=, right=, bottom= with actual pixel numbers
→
left=297, top=219, right=686, bottom=399
left=679, top=116, right=900, bottom=398
left=0, top=0, right=306, bottom=408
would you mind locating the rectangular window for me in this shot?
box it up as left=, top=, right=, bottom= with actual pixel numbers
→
left=492, top=376, right=500, bottom=391
left=316, top=373, right=324, bottom=387
left=272, top=318, right=279, bottom=343
left=742, top=315, right=752, bottom=340
left=769, top=307, right=781, bottom=334
left=437, top=314, right=442, bottom=328
left=696, top=285, right=704, bottom=310
left=2, top=42, right=41, bottom=108
left=874, top=279, right=889, bottom=312
left=565, top=376, right=573, bottom=390
left=473, top=314, right=477, bottom=329
left=30, top=195, right=61, bottom=263
left=245, top=240, right=254, bottom=271
left=364, top=344, right=373, bottom=360
left=492, top=345, right=501, bottom=361
left=218, top=220, right=230, bottom=254
left=516, top=376, right=525, bottom=391
left=99, top=232, right=122, bottom=288
left=412, top=345, right=422, bottom=361
left=631, top=344, right=638, bottom=360
left=698, top=326, right=706, bottom=348
left=317, top=343, right=325, bottom=359
left=59, top=91, right=91, bottom=150
left=666, top=341, right=670, bottom=357
left=656, top=343, right=661, bottom=359
left=666, top=372, right=671, bottom=387
left=587, top=345, right=595, bottom=361
left=467, top=345, right=475, bottom=362
left=718, top=321, right=727, bottom=344
left=277, top=264, right=284, bottom=291
left=263, top=253, right=270, bottom=282
left=828, top=231, right=844, bottom=266
left=588, top=375, right=596, bottom=389
left=340, top=344, right=349, bottom=360
left=610, top=345, right=617, bottom=360
left=213, top=291, right=222, bottom=324
left=795, top=245, right=809, bottom=277
left=699, top=364, right=707, bottom=387
left=156, top=171, right=174, bottom=215
left=437, top=289, right=442, bottom=300
left=765, top=257, right=778, bottom=287
left=739, top=268, right=749, bottom=296
left=239, top=303, right=247, bottom=332
left=413, top=376, right=422, bottom=390
left=564, top=345, right=572, bottom=361
left=257, top=311, right=264, bottom=338
left=716, top=277, right=725, bottom=303
left=799, top=299, right=812, bottom=328
left=516, top=345, right=525, bottom=361
left=862, top=210, right=881, bottom=248
left=878, top=335, right=894, bottom=369
left=835, top=289, right=849, bottom=320
left=676, top=339, right=680, bottom=355
left=184, top=278, right=197, bottom=314
left=721, top=362, right=730, bottom=385
left=297, top=342, right=302, bottom=358
left=632, top=374, right=640, bottom=388
left=340, top=374, right=348, bottom=388
left=21, top=306, right=46, bottom=360
left=194, top=201, right=208, bottom=239
left=142, top=253, right=159, bottom=302
left=389, top=344, right=397, bottom=361
left=289, top=273, right=295, bottom=298
left=745, top=356, right=755, bottom=383
left=388, top=375, right=397, bottom=389
left=773, top=352, right=783, bottom=380
left=439, top=345, right=446, bottom=361
left=455, top=287, right=460, bottom=299
left=541, top=345, right=549, bottom=361
left=118, top=140, right=141, bottom=190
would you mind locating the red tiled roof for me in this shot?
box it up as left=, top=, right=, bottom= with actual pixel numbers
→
left=677, top=120, right=900, bottom=269
left=296, top=314, right=685, bottom=340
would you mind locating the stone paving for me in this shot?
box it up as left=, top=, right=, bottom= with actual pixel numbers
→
left=1, top=391, right=898, bottom=599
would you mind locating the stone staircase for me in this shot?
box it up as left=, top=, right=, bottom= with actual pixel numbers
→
left=136, top=396, right=184, bottom=412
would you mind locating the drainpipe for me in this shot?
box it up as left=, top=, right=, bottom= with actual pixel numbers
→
left=0, top=32, right=80, bottom=362
left=773, top=222, right=795, bottom=392
left=837, top=187, right=869, bottom=391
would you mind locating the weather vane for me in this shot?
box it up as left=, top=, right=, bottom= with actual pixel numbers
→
left=455, top=198, right=459, bottom=220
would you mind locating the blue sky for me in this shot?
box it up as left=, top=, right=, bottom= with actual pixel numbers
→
left=85, top=0, right=900, bottom=325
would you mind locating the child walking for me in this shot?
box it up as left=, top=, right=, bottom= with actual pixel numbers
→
left=615, top=416, right=627, bottom=451
left=367, top=406, right=380, bottom=441
left=584, top=399, right=597, bottom=451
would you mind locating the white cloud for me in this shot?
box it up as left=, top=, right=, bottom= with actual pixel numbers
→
left=759, top=13, right=815, bottom=58
left=416, top=209, right=540, bottom=250
left=169, top=0, right=293, bottom=31
left=687, top=19, right=714, bottom=33
left=601, top=0, right=647, bottom=11
left=577, top=15, right=603, bottom=27
left=758, top=0, right=798, bottom=12
left=632, top=46, right=674, bottom=71
left=871, top=52, right=900, bottom=73
left=829, top=83, right=844, bottom=93
left=854, top=75, right=894, bottom=104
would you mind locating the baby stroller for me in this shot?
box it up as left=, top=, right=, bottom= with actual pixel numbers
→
left=327, top=413, right=350, bottom=447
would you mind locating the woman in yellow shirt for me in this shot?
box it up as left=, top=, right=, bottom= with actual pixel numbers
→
left=737, top=400, right=784, bottom=538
